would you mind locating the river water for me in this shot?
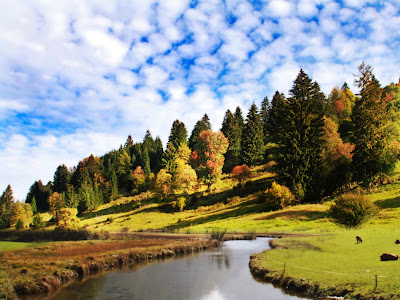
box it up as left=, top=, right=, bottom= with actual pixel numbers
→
left=51, top=238, right=305, bottom=300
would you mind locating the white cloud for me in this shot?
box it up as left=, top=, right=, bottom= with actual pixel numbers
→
left=265, top=0, right=296, bottom=18
left=0, top=0, right=400, bottom=200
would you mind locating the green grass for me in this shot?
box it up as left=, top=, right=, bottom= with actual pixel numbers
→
left=0, top=241, right=43, bottom=252
left=254, top=229, right=400, bottom=298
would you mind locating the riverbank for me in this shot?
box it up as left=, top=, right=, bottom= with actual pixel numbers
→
left=0, top=237, right=219, bottom=300
left=249, top=230, right=400, bottom=300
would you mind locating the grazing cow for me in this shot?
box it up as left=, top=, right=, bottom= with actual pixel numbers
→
left=356, top=235, right=363, bottom=244
left=380, top=253, right=398, bottom=261
left=395, top=239, right=400, bottom=244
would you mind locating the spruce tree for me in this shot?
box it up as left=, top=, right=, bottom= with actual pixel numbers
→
left=234, top=107, right=244, bottom=133
left=241, top=103, right=265, bottom=166
left=150, top=137, right=164, bottom=173
left=0, top=185, right=14, bottom=212
left=168, top=120, right=188, bottom=150
left=53, top=164, right=70, bottom=194
left=267, top=91, right=286, bottom=144
left=352, top=63, right=395, bottom=181
left=189, top=114, right=212, bottom=149
left=260, top=96, right=270, bottom=142
left=162, top=142, right=178, bottom=174
left=124, top=135, right=134, bottom=148
left=221, top=109, right=242, bottom=171
left=278, top=69, right=325, bottom=201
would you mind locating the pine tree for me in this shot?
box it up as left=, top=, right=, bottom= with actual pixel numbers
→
left=0, top=185, right=14, bottom=214
left=124, top=135, right=134, bottom=148
left=108, top=170, right=118, bottom=202
left=260, top=96, right=270, bottom=142
left=189, top=114, right=212, bottom=149
left=241, top=103, right=265, bottom=166
left=168, top=120, right=188, bottom=150
left=221, top=109, right=242, bottom=171
left=26, top=180, right=52, bottom=212
left=267, top=91, right=286, bottom=144
left=352, top=63, right=395, bottom=181
left=278, top=69, right=325, bottom=201
left=150, top=137, right=164, bottom=173
left=234, top=107, right=244, bottom=133
left=53, top=164, right=70, bottom=194
left=162, top=142, right=178, bottom=174
left=30, top=196, right=38, bottom=215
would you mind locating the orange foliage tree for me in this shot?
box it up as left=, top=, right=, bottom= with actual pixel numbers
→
left=231, top=164, right=251, bottom=186
left=190, top=130, right=229, bottom=189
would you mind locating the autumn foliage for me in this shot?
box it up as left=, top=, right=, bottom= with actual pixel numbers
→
left=190, top=130, right=229, bottom=188
left=231, top=164, right=252, bottom=186
left=265, top=181, right=296, bottom=209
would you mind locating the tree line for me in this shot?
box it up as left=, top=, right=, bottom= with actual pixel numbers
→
left=1, top=62, right=399, bottom=229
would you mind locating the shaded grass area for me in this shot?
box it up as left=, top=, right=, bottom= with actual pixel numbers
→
left=251, top=229, right=400, bottom=299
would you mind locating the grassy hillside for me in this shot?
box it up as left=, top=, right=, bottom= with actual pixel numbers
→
left=69, top=163, right=400, bottom=236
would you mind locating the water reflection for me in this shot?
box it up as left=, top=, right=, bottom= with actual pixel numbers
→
left=51, top=238, right=305, bottom=300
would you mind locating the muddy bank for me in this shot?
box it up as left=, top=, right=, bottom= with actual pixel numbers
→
left=249, top=240, right=393, bottom=300
left=6, top=239, right=219, bottom=299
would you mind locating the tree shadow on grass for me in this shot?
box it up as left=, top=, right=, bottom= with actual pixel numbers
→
left=80, top=196, right=160, bottom=220
left=160, top=198, right=266, bottom=231
left=254, top=210, right=328, bottom=221
left=375, top=196, right=400, bottom=209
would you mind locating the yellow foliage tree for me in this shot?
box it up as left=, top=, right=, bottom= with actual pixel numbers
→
left=57, top=208, right=80, bottom=229
left=48, top=192, right=64, bottom=222
left=265, top=182, right=296, bottom=209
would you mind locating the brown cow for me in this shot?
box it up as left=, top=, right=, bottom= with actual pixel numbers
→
left=380, top=253, right=398, bottom=261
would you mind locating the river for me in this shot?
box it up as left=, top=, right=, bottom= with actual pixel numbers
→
left=51, top=238, right=306, bottom=300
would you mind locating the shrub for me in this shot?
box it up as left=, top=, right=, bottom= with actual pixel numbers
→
left=329, top=192, right=378, bottom=228
left=265, top=181, right=296, bottom=209
left=15, top=219, right=24, bottom=230
left=30, top=213, right=45, bottom=229
left=210, top=228, right=227, bottom=241
left=231, top=164, right=252, bottom=186
left=57, top=208, right=80, bottom=230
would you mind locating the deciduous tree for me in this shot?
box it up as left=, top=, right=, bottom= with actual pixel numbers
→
left=190, top=130, right=229, bottom=189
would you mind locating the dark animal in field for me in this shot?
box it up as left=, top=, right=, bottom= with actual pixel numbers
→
left=356, top=235, right=363, bottom=244
left=395, top=239, right=400, bottom=244
left=380, top=253, right=398, bottom=261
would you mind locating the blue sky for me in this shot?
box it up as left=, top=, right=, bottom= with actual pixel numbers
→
left=1, top=0, right=400, bottom=200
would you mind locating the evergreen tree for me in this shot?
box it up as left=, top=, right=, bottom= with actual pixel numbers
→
left=234, top=106, right=245, bottom=133
left=115, top=148, right=133, bottom=191
left=278, top=69, right=325, bottom=201
left=53, top=164, right=70, bottom=194
left=352, top=63, right=395, bottom=181
left=221, top=109, right=242, bottom=171
left=143, top=130, right=155, bottom=151
left=162, top=142, right=178, bottom=174
left=267, top=91, right=286, bottom=144
left=260, top=96, right=270, bottom=142
left=241, top=103, right=265, bottom=166
left=108, top=170, right=118, bottom=202
left=26, top=180, right=52, bottom=211
left=0, top=185, right=14, bottom=214
left=124, top=135, right=134, bottom=148
left=168, top=120, right=188, bottom=150
left=189, top=114, right=212, bottom=149
left=150, top=137, right=164, bottom=173
left=30, top=196, right=38, bottom=215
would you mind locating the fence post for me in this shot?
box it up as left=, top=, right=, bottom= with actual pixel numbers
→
left=374, top=275, right=378, bottom=292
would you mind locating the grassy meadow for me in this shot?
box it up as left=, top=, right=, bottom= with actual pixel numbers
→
left=3, top=164, right=400, bottom=299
